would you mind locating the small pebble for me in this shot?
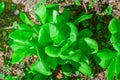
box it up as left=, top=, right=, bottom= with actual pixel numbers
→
left=14, top=10, right=19, bottom=15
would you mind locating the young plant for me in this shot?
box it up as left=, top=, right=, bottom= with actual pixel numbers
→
left=94, top=18, right=120, bottom=80
left=9, top=4, right=97, bottom=79
left=75, top=0, right=81, bottom=6
left=104, top=6, right=113, bottom=15
left=88, top=0, right=97, bottom=9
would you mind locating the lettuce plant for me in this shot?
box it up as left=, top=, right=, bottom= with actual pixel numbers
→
left=94, top=18, right=120, bottom=80
left=0, top=2, right=5, bottom=15
left=9, top=4, right=98, bottom=79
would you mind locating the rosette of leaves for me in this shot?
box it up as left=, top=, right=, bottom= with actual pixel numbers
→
left=94, top=18, right=120, bottom=80
left=9, top=4, right=98, bottom=79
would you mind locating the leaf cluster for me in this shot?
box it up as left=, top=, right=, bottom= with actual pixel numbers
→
left=9, top=4, right=97, bottom=79
left=8, top=2, right=120, bottom=80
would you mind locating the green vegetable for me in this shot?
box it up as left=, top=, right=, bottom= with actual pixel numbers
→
left=9, top=4, right=96, bottom=79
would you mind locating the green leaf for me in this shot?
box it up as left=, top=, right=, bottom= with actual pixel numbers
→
left=104, top=6, right=113, bottom=15
left=20, top=12, right=34, bottom=26
left=38, top=23, right=69, bottom=46
left=49, top=23, right=65, bottom=44
left=10, top=41, right=28, bottom=51
left=33, top=74, right=47, bottom=80
left=94, top=49, right=116, bottom=68
left=12, top=49, right=25, bottom=64
left=67, top=22, right=78, bottom=43
left=31, top=60, right=52, bottom=75
left=108, top=18, right=120, bottom=34
left=0, top=74, right=5, bottom=79
left=46, top=4, right=59, bottom=11
left=60, top=49, right=73, bottom=60
left=17, top=24, right=33, bottom=31
left=5, top=76, right=19, bottom=80
left=33, top=24, right=41, bottom=34
left=75, top=0, right=81, bottom=6
left=79, top=62, right=92, bottom=77
left=12, top=22, right=33, bottom=31
left=78, top=29, right=93, bottom=39
left=49, top=23, right=59, bottom=39
left=77, top=37, right=98, bottom=55
left=0, top=2, right=5, bottom=14
left=72, top=62, right=92, bottom=77
left=107, top=60, right=115, bottom=80
left=56, top=15, right=65, bottom=23
left=9, top=36, right=34, bottom=57
left=35, top=5, right=46, bottom=24
left=60, top=49, right=82, bottom=62
left=46, top=4, right=59, bottom=23
left=46, top=57, right=57, bottom=70
left=60, top=40, right=71, bottom=52
left=45, top=46, right=60, bottom=57
left=52, top=10, right=59, bottom=23
left=68, top=49, right=83, bottom=62
left=58, top=59, right=69, bottom=65
left=9, top=30, right=33, bottom=43
left=11, top=41, right=35, bottom=63
left=60, top=23, right=78, bottom=52
left=5, top=76, right=13, bottom=80
left=110, top=33, right=120, bottom=52
left=84, top=37, right=98, bottom=54
left=80, top=54, right=89, bottom=64
left=50, top=23, right=70, bottom=45
left=115, top=54, right=120, bottom=79
left=38, top=24, right=51, bottom=46
left=73, top=14, right=93, bottom=24
left=10, top=37, right=36, bottom=61
left=62, top=64, right=72, bottom=76
left=62, top=9, right=71, bottom=21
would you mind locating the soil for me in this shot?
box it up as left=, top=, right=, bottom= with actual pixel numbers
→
left=0, top=0, right=120, bottom=80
